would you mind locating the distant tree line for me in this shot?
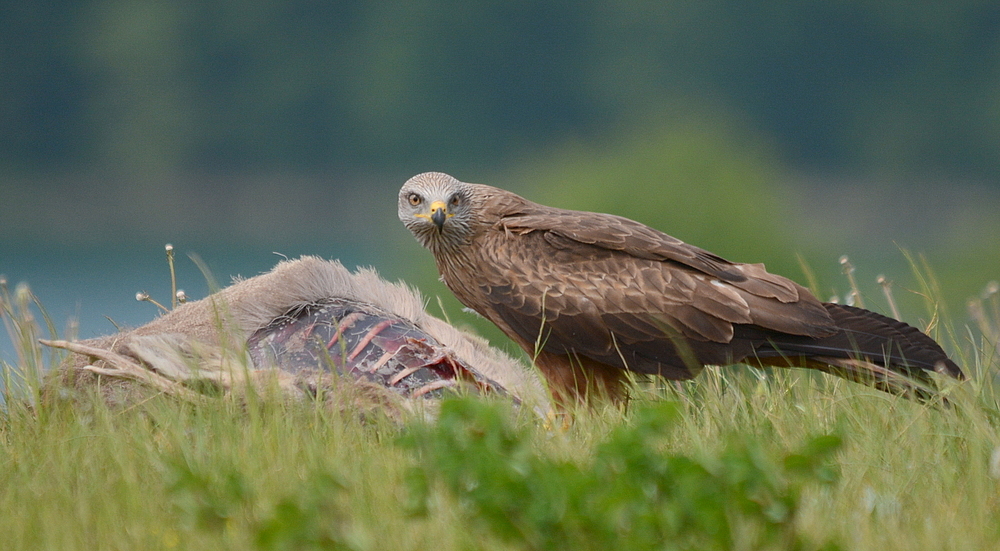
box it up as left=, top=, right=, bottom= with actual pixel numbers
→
left=3, top=0, right=998, bottom=182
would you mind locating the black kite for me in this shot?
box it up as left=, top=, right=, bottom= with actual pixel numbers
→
left=398, top=172, right=963, bottom=405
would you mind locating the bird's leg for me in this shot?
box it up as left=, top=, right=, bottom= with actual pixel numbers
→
left=533, top=350, right=629, bottom=409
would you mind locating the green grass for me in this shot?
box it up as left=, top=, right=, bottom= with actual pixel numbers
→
left=2, top=270, right=1000, bottom=550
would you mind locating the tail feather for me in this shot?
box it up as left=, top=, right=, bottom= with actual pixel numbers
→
left=746, top=303, right=963, bottom=401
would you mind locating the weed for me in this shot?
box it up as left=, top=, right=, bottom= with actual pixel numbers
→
left=166, top=453, right=364, bottom=550
left=1, top=277, right=67, bottom=405
left=401, top=396, right=842, bottom=551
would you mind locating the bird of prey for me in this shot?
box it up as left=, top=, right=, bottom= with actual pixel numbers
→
left=398, top=171, right=964, bottom=405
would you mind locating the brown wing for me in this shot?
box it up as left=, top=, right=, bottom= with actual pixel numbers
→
left=503, top=208, right=816, bottom=302
left=474, top=206, right=837, bottom=378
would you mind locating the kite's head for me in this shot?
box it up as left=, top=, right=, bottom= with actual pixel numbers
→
left=398, top=172, right=476, bottom=251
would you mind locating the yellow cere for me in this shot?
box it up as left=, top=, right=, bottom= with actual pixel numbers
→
left=429, top=200, right=453, bottom=218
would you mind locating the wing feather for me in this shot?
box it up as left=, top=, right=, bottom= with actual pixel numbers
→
left=460, top=197, right=838, bottom=377
left=507, top=209, right=809, bottom=303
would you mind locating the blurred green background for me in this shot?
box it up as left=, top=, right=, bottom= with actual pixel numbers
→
left=2, top=0, right=999, bottom=357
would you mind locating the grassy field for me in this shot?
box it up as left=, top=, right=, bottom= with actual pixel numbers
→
left=2, top=273, right=999, bottom=550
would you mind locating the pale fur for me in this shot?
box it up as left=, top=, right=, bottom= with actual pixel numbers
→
left=58, top=256, right=547, bottom=408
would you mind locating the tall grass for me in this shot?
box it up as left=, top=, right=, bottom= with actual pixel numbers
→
left=1, top=277, right=70, bottom=406
left=1, top=262, right=999, bottom=550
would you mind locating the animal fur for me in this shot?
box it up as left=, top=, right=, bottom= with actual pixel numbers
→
left=43, top=256, right=547, bottom=415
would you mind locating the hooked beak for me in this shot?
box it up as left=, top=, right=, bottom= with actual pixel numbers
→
left=429, top=200, right=448, bottom=231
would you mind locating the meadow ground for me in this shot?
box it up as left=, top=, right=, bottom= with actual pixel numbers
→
left=2, top=271, right=999, bottom=551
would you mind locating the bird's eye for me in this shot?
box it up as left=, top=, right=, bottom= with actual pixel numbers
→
left=449, top=194, right=460, bottom=207
left=408, top=193, right=422, bottom=206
